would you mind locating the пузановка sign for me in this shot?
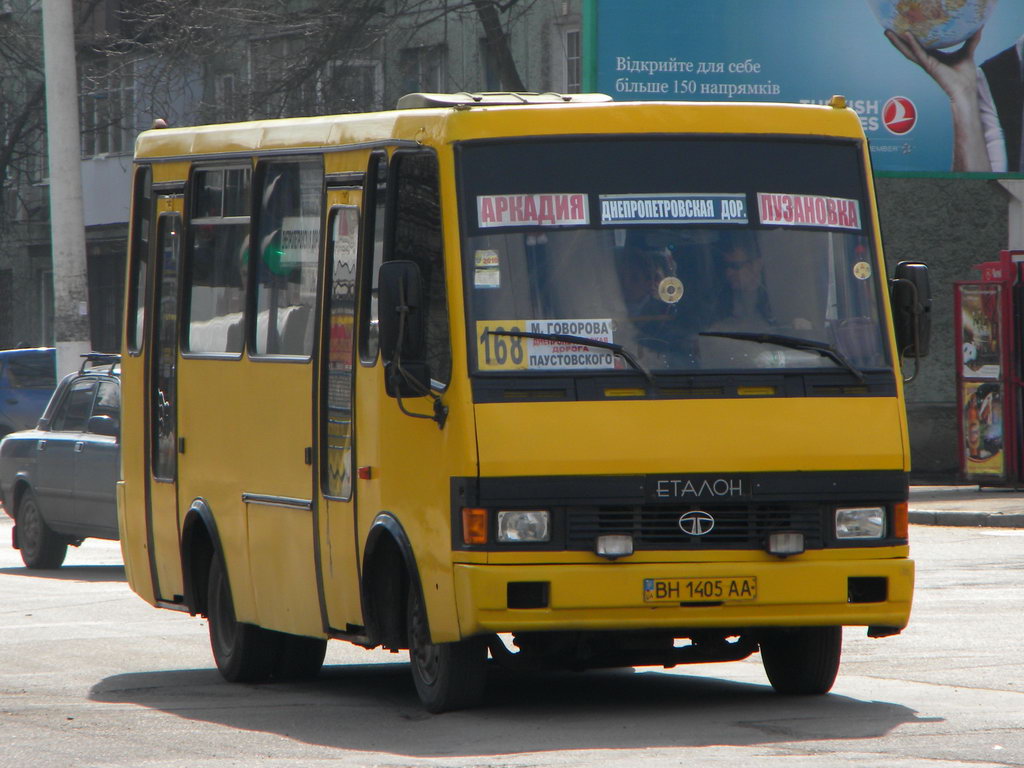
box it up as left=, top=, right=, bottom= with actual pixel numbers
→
left=588, top=0, right=1024, bottom=174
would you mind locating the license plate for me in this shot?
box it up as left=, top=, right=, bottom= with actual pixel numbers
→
left=643, top=576, right=757, bottom=603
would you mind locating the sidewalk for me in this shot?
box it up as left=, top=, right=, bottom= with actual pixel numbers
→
left=909, top=485, right=1024, bottom=528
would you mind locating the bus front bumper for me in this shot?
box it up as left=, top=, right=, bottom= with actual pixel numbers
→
left=452, top=557, right=914, bottom=637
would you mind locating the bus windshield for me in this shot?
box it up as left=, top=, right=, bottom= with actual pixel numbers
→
left=458, top=138, right=889, bottom=377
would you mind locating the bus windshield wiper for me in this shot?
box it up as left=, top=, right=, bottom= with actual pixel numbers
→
left=485, top=329, right=657, bottom=390
left=698, top=331, right=866, bottom=383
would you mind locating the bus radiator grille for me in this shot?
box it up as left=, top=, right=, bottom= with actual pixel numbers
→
left=564, top=505, right=826, bottom=550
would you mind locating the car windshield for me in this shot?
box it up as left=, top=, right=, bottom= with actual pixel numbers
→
left=458, top=138, right=889, bottom=377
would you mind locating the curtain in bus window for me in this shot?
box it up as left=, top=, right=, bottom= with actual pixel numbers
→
left=254, top=158, right=323, bottom=357
left=185, top=167, right=250, bottom=355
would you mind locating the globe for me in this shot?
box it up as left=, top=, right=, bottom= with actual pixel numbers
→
left=866, top=0, right=999, bottom=49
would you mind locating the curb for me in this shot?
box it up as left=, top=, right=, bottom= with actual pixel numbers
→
left=909, top=509, right=1024, bottom=528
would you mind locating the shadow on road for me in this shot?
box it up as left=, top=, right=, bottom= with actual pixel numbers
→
left=0, top=564, right=125, bottom=583
left=89, top=661, right=931, bottom=756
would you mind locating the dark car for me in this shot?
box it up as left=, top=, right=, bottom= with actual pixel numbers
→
left=0, top=347, right=56, bottom=439
left=0, top=353, right=120, bottom=568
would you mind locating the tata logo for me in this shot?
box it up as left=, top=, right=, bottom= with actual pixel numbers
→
left=883, top=97, right=917, bottom=136
left=678, top=510, right=716, bottom=536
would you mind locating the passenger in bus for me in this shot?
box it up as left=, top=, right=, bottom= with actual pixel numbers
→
left=699, top=243, right=776, bottom=368
left=714, top=244, right=773, bottom=332
left=699, top=241, right=817, bottom=369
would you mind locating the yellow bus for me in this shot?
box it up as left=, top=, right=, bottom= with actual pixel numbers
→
left=118, top=92, right=930, bottom=712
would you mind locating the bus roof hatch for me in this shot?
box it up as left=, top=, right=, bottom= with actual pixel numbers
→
left=396, top=92, right=613, bottom=110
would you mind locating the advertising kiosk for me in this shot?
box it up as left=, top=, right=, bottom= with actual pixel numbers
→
left=954, top=250, right=1024, bottom=486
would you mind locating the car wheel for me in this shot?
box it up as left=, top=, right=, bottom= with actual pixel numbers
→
left=759, top=626, right=842, bottom=695
left=206, top=555, right=279, bottom=683
left=17, top=489, right=67, bottom=569
left=407, top=581, right=488, bottom=713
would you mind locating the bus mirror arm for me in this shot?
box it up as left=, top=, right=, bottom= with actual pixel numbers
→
left=889, top=261, right=931, bottom=384
left=378, top=260, right=448, bottom=428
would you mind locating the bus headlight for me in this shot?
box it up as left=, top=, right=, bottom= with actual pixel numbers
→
left=835, top=507, right=885, bottom=539
left=497, top=510, right=551, bottom=543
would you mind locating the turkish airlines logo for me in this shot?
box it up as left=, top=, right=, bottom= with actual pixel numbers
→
left=883, top=97, right=917, bottom=136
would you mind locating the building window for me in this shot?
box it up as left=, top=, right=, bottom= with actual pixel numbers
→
left=80, top=59, right=135, bottom=157
left=212, top=72, right=246, bottom=123
left=550, top=17, right=581, bottom=94
left=249, top=35, right=318, bottom=118
left=565, top=28, right=581, bottom=93
left=479, top=38, right=500, bottom=91
left=39, top=268, right=53, bottom=346
left=87, top=245, right=125, bottom=354
left=0, top=269, right=11, bottom=346
left=319, top=59, right=383, bottom=113
left=399, top=45, right=447, bottom=95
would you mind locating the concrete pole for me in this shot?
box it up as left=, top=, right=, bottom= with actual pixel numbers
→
left=41, top=0, right=91, bottom=377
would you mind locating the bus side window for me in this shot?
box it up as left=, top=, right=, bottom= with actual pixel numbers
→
left=323, top=205, right=359, bottom=500
left=387, top=150, right=451, bottom=388
left=184, top=166, right=251, bottom=356
left=126, top=166, right=152, bottom=354
left=252, top=157, right=323, bottom=357
left=359, top=151, right=387, bottom=365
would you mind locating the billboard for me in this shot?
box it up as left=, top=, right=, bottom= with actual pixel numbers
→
left=586, top=0, right=1024, bottom=175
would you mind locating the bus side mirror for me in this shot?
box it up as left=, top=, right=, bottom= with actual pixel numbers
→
left=890, top=260, right=931, bottom=365
left=377, top=260, right=431, bottom=398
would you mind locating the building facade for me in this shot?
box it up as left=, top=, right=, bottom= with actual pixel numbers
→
left=0, top=0, right=583, bottom=353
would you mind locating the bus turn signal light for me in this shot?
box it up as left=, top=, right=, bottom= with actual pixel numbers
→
left=893, top=502, right=909, bottom=539
left=462, top=507, right=488, bottom=545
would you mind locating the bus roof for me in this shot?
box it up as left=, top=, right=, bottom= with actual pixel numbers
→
left=133, top=95, right=866, bottom=162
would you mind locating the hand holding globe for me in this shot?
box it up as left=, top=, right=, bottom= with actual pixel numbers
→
left=874, top=0, right=1006, bottom=172
left=867, top=0, right=999, bottom=50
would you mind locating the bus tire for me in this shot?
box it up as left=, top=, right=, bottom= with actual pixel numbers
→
left=17, top=489, right=67, bottom=569
left=207, top=555, right=278, bottom=683
left=407, top=583, right=487, bottom=713
left=273, top=633, right=327, bottom=681
left=759, top=626, right=842, bottom=695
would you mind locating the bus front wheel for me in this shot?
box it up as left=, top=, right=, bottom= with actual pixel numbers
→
left=406, top=583, right=488, bottom=713
left=207, top=556, right=278, bottom=683
left=759, top=626, right=842, bottom=695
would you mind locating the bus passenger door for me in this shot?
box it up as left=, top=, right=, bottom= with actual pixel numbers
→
left=147, top=200, right=185, bottom=602
left=317, top=194, right=362, bottom=630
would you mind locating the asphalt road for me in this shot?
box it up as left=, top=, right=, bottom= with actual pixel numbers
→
left=1, top=515, right=1022, bottom=768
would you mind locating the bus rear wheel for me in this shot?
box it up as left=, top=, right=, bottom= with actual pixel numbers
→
left=207, top=556, right=279, bottom=683
left=406, top=583, right=488, bottom=713
left=273, top=633, right=327, bottom=681
left=759, top=626, right=842, bottom=695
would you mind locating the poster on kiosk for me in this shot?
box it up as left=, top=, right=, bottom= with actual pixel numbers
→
left=954, top=251, right=1022, bottom=485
